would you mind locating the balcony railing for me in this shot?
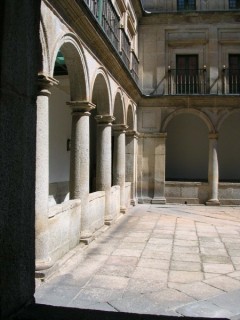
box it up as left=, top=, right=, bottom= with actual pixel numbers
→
left=83, top=0, right=99, bottom=19
left=102, top=0, right=120, bottom=51
left=222, top=68, right=240, bottom=94
left=120, top=28, right=131, bottom=69
left=131, top=50, right=139, bottom=84
left=82, top=0, right=139, bottom=84
left=168, top=68, right=207, bottom=95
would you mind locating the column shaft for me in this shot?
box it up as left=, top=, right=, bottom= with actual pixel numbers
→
left=67, top=101, right=95, bottom=240
left=126, top=131, right=138, bottom=206
left=35, top=74, right=58, bottom=270
left=113, top=125, right=128, bottom=213
left=207, top=133, right=220, bottom=205
left=95, top=115, right=115, bottom=224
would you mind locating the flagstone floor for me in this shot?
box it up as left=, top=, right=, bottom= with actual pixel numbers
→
left=35, top=204, right=240, bottom=319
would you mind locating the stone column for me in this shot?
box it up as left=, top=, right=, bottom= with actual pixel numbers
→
left=95, top=115, right=115, bottom=224
left=113, top=124, right=128, bottom=213
left=35, top=74, right=58, bottom=271
left=67, top=101, right=95, bottom=241
left=207, top=133, right=220, bottom=206
left=126, top=130, right=139, bottom=206
left=152, top=133, right=167, bottom=204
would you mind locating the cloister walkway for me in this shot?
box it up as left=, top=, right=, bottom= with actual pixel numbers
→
left=35, top=204, right=240, bottom=319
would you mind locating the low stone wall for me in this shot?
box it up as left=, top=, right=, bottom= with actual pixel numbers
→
left=165, top=181, right=240, bottom=205
left=111, top=186, right=120, bottom=220
left=88, top=191, right=105, bottom=233
left=125, top=182, right=132, bottom=209
left=219, top=183, right=240, bottom=205
left=48, top=199, right=81, bottom=263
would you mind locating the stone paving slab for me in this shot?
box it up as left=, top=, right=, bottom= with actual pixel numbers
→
left=35, top=204, right=240, bottom=318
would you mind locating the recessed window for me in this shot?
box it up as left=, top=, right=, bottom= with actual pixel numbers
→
left=229, top=54, right=240, bottom=94
left=176, top=55, right=198, bottom=94
left=229, top=0, right=240, bottom=9
left=177, top=0, right=196, bottom=11
left=54, top=51, right=68, bottom=76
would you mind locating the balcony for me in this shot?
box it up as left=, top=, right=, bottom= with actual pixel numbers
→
left=167, top=67, right=207, bottom=95
left=222, top=68, right=240, bottom=94
left=82, top=0, right=139, bottom=85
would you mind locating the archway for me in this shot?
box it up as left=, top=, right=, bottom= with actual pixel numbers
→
left=218, top=111, right=240, bottom=182
left=165, top=113, right=209, bottom=181
left=90, top=71, right=111, bottom=192
left=49, top=39, right=88, bottom=205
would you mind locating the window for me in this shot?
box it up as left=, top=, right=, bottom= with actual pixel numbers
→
left=229, top=0, right=240, bottom=9
left=177, top=0, right=196, bottom=11
left=176, top=55, right=198, bottom=94
left=229, top=54, right=240, bottom=94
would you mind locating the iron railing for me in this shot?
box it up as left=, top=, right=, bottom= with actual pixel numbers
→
left=131, top=50, right=139, bottom=84
left=102, top=0, right=120, bottom=51
left=82, top=0, right=139, bottom=83
left=222, top=68, right=240, bottom=94
left=168, top=68, right=207, bottom=94
left=120, top=28, right=131, bottom=69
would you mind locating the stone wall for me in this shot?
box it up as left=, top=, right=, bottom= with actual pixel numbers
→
left=0, top=0, right=41, bottom=318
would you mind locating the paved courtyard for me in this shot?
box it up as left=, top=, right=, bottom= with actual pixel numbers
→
left=35, top=204, right=240, bottom=319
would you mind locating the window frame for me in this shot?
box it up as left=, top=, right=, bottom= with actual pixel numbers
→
left=177, top=0, right=196, bottom=11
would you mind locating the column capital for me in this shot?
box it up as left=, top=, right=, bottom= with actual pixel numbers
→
left=38, top=73, right=58, bottom=96
left=113, top=124, right=128, bottom=132
left=95, top=115, right=115, bottom=125
left=67, top=101, right=96, bottom=115
left=126, top=130, right=140, bottom=138
left=209, top=133, right=218, bottom=140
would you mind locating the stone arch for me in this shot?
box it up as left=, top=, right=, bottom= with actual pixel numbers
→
left=50, top=33, right=89, bottom=101
left=217, top=109, right=240, bottom=132
left=39, top=18, right=50, bottom=73
left=218, top=109, right=240, bottom=182
left=91, top=68, right=112, bottom=115
left=113, top=89, right=125, bottom=124
left=126, top=103, right=135, bottom=130
left=162, top=108, right=215, bottom=133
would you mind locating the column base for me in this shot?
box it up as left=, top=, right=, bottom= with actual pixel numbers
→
left=151, top=197, right=166, bottom=204
left=105, top=218, right=113, bottom=226
left=131, top=198, right=138, bottom=206
left=206, top=199, right=220, bottom=206
left=80, top=231, right=94, bottom=245
left=120, top=206, right=127, bottom=214
left=35, top=257, right=53, bottom=271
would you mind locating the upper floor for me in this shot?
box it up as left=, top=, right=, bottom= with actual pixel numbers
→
left=141, top=0, right=240, bottom=12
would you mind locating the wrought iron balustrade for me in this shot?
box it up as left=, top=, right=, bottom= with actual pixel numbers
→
left=131, top=50, right=139, bottom=84
left=222, top=68, right=240, bottom=94
left=168, top=68, right=207, bottom=95
left=102, top=0, right=120, bottom=51
left=120, top=28, right=131, bottom=69
left=83, top=0, right=99, bottom=19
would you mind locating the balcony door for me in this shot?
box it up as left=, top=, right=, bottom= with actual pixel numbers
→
left=176, top=55, right=198, bottom=94
left=229, top=54, right=240, bottom=94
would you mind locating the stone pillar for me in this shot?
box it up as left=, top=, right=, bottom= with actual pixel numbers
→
left=207, top=133, right=220, bottom=206
left=35, top=74, right=58, bottom=271
left=113, top=124, right=128, bottom=213
left=67, top=101, right=95, bottom=240
left=152, top=133, right=167, bottom=204
left=95, top=115, right=115, bottom=224
left=126, top=130, right=139, bottom=206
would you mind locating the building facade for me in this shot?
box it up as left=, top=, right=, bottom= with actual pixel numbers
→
left=36, top=0, right=240, bottom=273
